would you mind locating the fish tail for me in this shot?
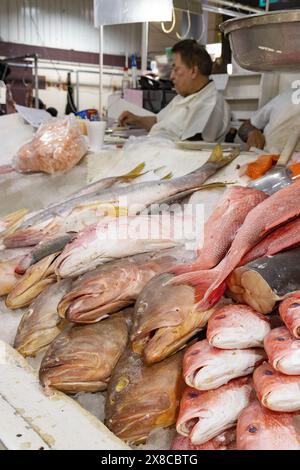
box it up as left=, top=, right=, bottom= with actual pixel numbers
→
left=1, top=208, right=29, bottom=236
left=207, top=145, right=240, bottom=165
left=120, top=163, right=146, bottom=182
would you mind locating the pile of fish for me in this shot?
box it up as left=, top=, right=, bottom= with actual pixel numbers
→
left=2, top=144, right=300, bottom=449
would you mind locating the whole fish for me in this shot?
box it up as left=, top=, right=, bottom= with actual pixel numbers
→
left=15, top=234, right=76, bottom=274
left=130, top=273, right=221, bottom=365
left=39, top=311, right=130, bottom=394
left=0, top=258, right=22, bottom=296
left=105, top=349, right=184, bottom=444
left=55, top=214, right=191, bottom=278
left=253, top=362, right=300, bottom=412
left=279, top=293, right=300, bottom=339
left=264, top=326, right=300, bottom=375
left=206, top=305, right=271, bottom=349
left=183, top=339, right=265, bottom=391
left=14, top=280, right=72, bottom=357
left=181, top=186, right=267, bottom=271
left=171, top=429, right=236, bottom=450
left=171, top=180, right=300, bottom=310
left=227, top=248, right=300, bottom=314
left=58, top=248, right=196, bottom=324
left=240, top=217, right=300, bottom=266
left=5, top=253, right=58, bottom=309
left=176, top=377, right=252, bottom=446
left=4, top=147, right=238, bottom=248
left=237, top=399, right=300, bottom=450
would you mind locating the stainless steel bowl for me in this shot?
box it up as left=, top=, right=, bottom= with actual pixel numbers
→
left=220, top=10, right=300, bottom=72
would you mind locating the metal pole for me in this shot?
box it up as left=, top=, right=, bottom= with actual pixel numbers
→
left=34, top=55, right=39, bottom=109
left=141, top=22, right=149, bottom=73
left=265, top=0, right=270, bottom=11
left=99, top=25, right=104, bottom=117
left=207, top=0, right=263, bottom=14
left=76, top=70, right=80, bottom=110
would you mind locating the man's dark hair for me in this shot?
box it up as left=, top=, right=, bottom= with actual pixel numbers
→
left=172, top=39, right=213, bottom=76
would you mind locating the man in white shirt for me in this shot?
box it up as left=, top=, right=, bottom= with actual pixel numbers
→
left=118, top=39, right=231, bottom=143
left=238, top=89, right=300, bottom=152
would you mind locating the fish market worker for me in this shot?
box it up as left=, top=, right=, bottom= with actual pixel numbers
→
left=238, top=88, right=300, bottom=152
left=118, top=39, right=231, bottom=142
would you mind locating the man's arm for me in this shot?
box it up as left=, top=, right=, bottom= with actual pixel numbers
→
left=238, top=120, right=265, bottom=150
left=118, top=111, right=157, bottom=132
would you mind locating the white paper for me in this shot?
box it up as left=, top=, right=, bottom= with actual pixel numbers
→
left=94, top=0, right=172, bottom=26
left=107, top=97, right=155, bottom=120
left=15, top=105, right=53, bottom=128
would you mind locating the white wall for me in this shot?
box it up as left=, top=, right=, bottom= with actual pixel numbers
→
left=0, top=0, right=142, bottom=56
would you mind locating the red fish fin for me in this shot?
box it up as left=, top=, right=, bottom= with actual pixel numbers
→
left=170, top=262, right=202, bottom=275
left=167, top=269, right=220, bottom=288
left=196, top=282, right=227, bottom=310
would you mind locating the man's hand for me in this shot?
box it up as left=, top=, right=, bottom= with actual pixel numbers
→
left=118, top=111, right=139, bottom=127
left=247, top=129, right=266, bottom=150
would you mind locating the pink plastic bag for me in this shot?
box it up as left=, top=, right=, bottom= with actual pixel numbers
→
left=14, top=116, right=88, bottom=174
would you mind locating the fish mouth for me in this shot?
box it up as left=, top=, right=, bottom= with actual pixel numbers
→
left=5, top=253, right=58, bottom=309
left=14, top=326, right=63, bottom=357
left=106, top=392, right=176, bottom=444
left=39, top=363, right=109, bottom=393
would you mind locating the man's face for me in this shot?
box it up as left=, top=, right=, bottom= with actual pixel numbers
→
left=170, top=52, right=197, bottom=97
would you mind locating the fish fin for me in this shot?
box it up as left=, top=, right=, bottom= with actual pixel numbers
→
left=120, top=163, right=146, bottom=182
left=166, top=269, right=219, bottom=287
left=171, top=262, right=203, bottom=275
left=1, top=208, right=29, bottom=236
left=207, top=145, right=240, bottom=165
left=161, top=172, right=173, bottom=181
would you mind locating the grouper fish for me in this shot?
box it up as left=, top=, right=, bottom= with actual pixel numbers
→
left=5, top=253, right=58, bottom=309
left=130, top=273, right=223, bottom=365
left=57, top=248, right=196, bottom=324
left=3, top=146, right=238, bottom=249
left=14, top=279, right=72, bottom=357
left=227, top=247, right=300, bottom=314
left=237, top=399, right=300, bottom=450
left=39, top=310, right=131, bottom=394
left=105, top=348, right=184, bottom=444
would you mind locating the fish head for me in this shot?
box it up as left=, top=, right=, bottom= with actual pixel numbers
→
left=131, top=273, right=211, bottom=364
left=106, top=350, right=184, bottom=444
left=40, top=314, right=129, bottom=394
left=58, top=262, right=139, bottom=323
left=5, top=253, right=58, bottom=309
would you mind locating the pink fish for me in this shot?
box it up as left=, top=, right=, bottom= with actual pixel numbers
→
left=171, top=428, right=236, bottom=450
left=183, top=186, right=267, bottom=271
left=207, top=304, right=271, bottom=349
left=264, top=327, right=300, bottom=375
left=176, top=377, right=252, bottom=445
left=279, top=293, right=300, bottom=339
left=171, top=181, right=300, bottom=310
left=237, top=399, right=300, bottom=450
left=253, top=362, right=300, bottom=412
left=183, top=339, right=265, bottom=390
left=240, top=217, right=300, bottom=266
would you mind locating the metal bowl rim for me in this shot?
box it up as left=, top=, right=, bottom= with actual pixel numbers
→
left=220, top=9, right=300, bottom=35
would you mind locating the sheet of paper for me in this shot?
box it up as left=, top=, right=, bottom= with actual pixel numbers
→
left=15, top=105, right=52, bottom=128
left=107, top=97, right=155, bottom=120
